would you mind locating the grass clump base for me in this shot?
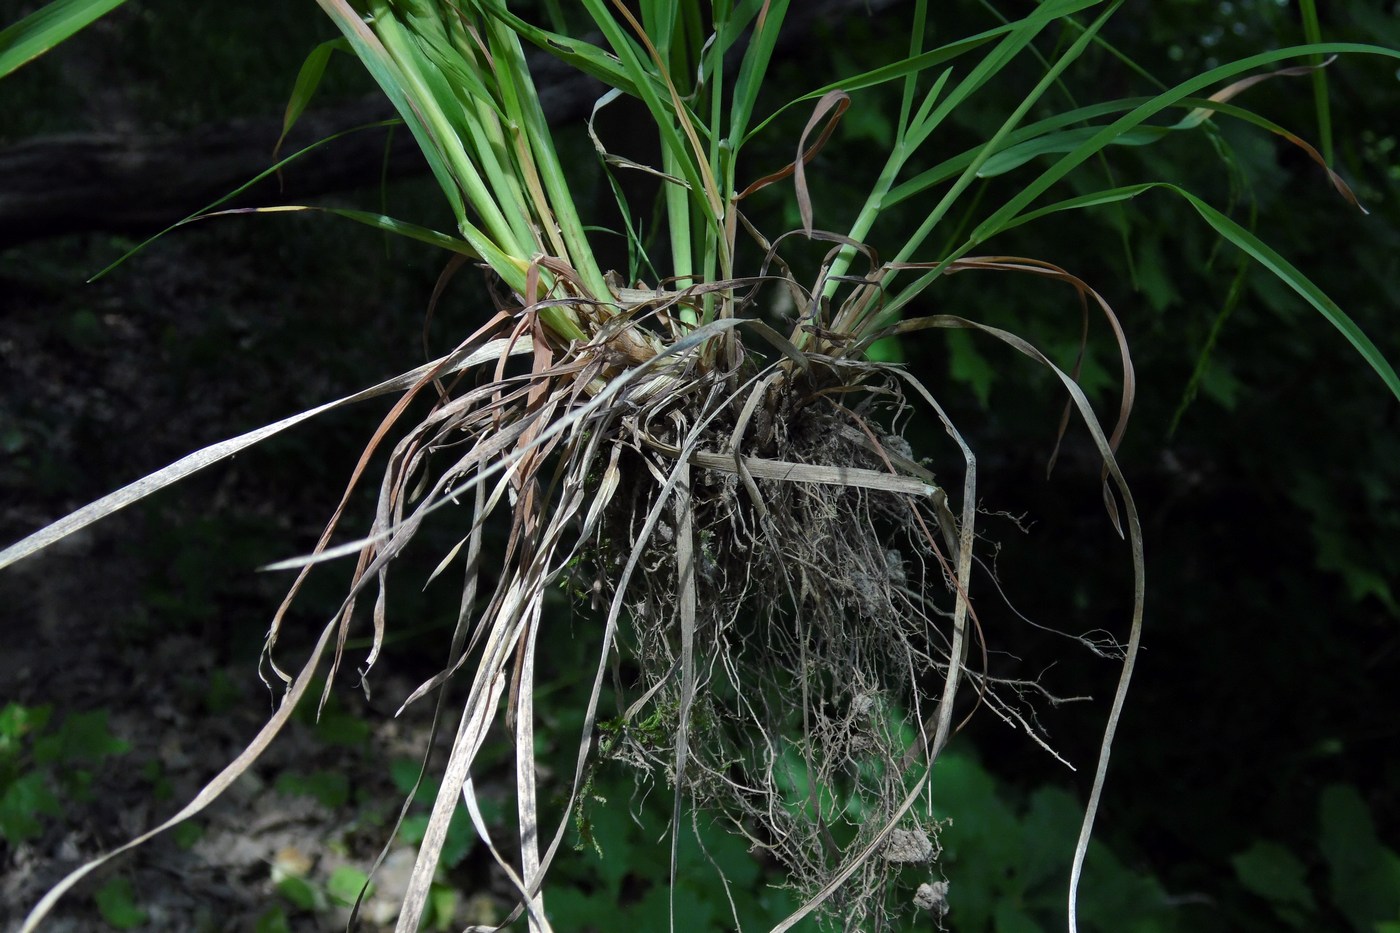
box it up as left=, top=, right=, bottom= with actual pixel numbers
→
left=582, top=347, right=966, bottom=925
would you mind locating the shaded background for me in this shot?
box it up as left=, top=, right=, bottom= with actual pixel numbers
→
left=1, top=0, right=1397, bottom=930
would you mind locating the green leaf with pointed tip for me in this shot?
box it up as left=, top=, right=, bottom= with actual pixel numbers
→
left=314, top=0, right=468, bottom=234
left=998, top=181, right=1400, bottom=404
left=978, top=124, right=1168, bottom=177
left=1320, top=784, right=1400, bottom=931
left=1175, top=189, right=1400, bottom=404
left=1, top=772, right=63, bottom=843
left=746, top=0, right=1104, bottom=146
left=216, top=206, right=481, bottom=258
left=277, top=38, right=351, bottom=153
left=326, top=866, right=374, bottom=907
left=968, top=42, right=1400, bottom=247
left=726, top=0, right=789, bottom=146
left=93, top=877, right=147, bottom=930
left=474, top=0, right=641, bottom=96
left=0, top=0, right=128, bottom=79
left=1232, top=840, right=1318, bottom=918
left=885, top=96, right=1156, bottom=206
left=975, top=92, right=1355, bottom=184
left=88, top=118, right=419, bottom=281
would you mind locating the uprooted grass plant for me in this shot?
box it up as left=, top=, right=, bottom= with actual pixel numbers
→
left=5, top=0, right=1399, bottom=930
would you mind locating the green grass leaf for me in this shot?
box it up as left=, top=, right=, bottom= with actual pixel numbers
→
left=991, top=181, right=1400, bottom=404
left=277, top=37, right=351, bottom=154
left=0, top=0, right=129, bottom=80
left=968, top=42, right=1400, bottom=248
left=89, top=118, right=408, bottom=282
left=726, top=0, right=789, bottom=146
left=214, top=206, right=481, bottom=258
left=1174, top=189, right=1400, bottom=403
left=1298, top=0, right=1332, bottom=164
left=475, top=0, right=642, bottom=97
left=314, top=0, right=470, bottom=242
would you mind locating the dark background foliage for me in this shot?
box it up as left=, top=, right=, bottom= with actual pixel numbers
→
left=1, top=0, right=1396, bottom=930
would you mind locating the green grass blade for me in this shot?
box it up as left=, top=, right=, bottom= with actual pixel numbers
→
left=209, top=206, right=482, bottom=257
left=819, top=67, right=952, bottom=298
left=702, top=2, right=728, bottom=292
left=975, top=91, right=1345, bottom=181
left=886, top=80, right=1348, bottom=208
left=314, top=0, right=469, bottom=237
left=891, top=1, right=1120, bottom=267
left=978, top=124, right=1165, bottom=176
left=640, top=0, right=678, bottom=68
left=993, top=181, right=1156, bottom=228
left=967, top=43, right=1400, bottom=246
left=1298, top=0, right=1333, bottom=164
left=458, top=23, right=556, bottom=255
left=993, top=182, right=1400, bottom=403
left=727, top=0, right=790, bottom=146
left=474, top=0, right=642, bottom=96
left=744, top=0, right=1103, bottom=144
left=896, top=0, right=930, bottom=141
left=821, top=1, right=1109, bottom=303
left=88, top=119, right=406, bottom=281
left=369, top=8, right=518, bottom=255
left=579, top=0, right=724, bottom=270
left=483, top=15, right=611, bottom=297
left=665, top=143, right=696, bottom=285
left=1016, top=93, right=1360, bottom=213
left=885, top=96, right=1152, bottom=206
left=742, top=32, right=997, bottom=145
left=1177, top=188, right=1398, bottom=402
left=277, top=38, right=351, bottom=155
left=0, top=0, right=127, bottom=79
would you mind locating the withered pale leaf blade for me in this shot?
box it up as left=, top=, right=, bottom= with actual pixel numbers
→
left=688, top=451, right=940, bottom=497
left=395, top=666, right=520, bottom=933
left=514, top=597, right=551, bottom=933
left=529, top=388, right=739, bottom=892
left=269, top=320, right=753, bottom=573
left=426, top=535, right=469, bottom=588
left=22, top=609, right=344, bottom=932
left=0, top=338, right=533, bottom=572
left=894, top=313, right=1145, bottom=933
left=884, top=368, right=979, bottom=755
left=458, top=777, right=538, bottom=932
left=669, top=459, right=698, bottom=932
left=349, top=484, right=487, bottom=928
left=580, top=444, right=624, bottom=537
